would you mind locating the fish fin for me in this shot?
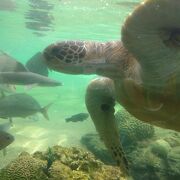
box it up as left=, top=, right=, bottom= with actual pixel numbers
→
left=41, top=103, right=53, bottom=120
left=3, top=148, right=7, bottom=156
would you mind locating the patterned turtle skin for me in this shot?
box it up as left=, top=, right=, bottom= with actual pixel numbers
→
left=43, top=0, right=180, bottom=177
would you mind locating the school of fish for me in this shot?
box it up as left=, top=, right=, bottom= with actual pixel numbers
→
left=0, top=50, right=61, bottom=154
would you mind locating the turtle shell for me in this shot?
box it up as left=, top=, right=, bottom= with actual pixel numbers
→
left=121, top=0, right=180, bottom=92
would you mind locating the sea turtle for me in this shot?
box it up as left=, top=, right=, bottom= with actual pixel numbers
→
left=43, top=0, right=180, bottom=177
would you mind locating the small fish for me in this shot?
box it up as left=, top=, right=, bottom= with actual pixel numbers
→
left=26, top=52, right=49, bottom=77
left=0, top=50, right=27, bottom=72
left=0, top=131, right=14, bottom=151
left=0, top=93, right=52, bottom=120
left=0, top=72, right=62, bottom=86
left=65, top=113, right=89, bottom=122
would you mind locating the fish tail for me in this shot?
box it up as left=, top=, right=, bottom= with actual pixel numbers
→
left=41, top=103, right=53, bottom=120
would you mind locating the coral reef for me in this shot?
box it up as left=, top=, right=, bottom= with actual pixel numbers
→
left=0, top=145, right=126, bottom=180
left=81, top=133, right=115, bottom=165
left=81, top=110, right=180, bottom=180
left=115, top=109, right=155, bottom=147
left=149, top=139, right=171, bottom=158
left=81, top=109, right=155, bottom=165
left=81, top=132, right=180, bottom=180
left=0, top=152, right=47, bottom=180
left=130, top=147, right=168, bottom=180
left=167, top=147, right=180, bottom=179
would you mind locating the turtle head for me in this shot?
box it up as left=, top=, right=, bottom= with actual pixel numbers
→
left=43, top=40, right=127, bottom=78
left=43, top=40, right=112, bottom=75
left=43, top=41, right=87, bottom=74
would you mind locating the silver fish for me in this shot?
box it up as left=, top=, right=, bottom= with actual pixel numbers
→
left=0, top=50, right=27, bottom=72
left=0, top=93, right=52, bottom=120
left=0, top=72, right=62, bottom=86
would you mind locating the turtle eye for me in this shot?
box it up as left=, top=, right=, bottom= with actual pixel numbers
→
left=101, top=104, right=110, bottom=111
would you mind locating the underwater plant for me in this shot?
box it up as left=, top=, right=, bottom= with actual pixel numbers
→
left=42, top=147, right=56, bottom=177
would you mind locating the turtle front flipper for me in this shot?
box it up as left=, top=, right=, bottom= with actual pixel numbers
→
left=43, top=40, right=123, bottom=77
left=85, top=77, right=130, bottom=177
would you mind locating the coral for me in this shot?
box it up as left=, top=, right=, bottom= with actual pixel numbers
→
left=81, top=133, right=115, bottom=165
left=150, top=139, right=171, bottom=158
left=47, top=145, right=103, bottom=173
left=167, top=147, right=180, bottom=178
left=0, top=152, right=48, bottom=180
left=81, top=121, right=180, bottom=180
left=0, top=146, right=125, bottom=180
left=115, top=109, right=155, bottom=146
left=164, top=132, right=180, bottom=148
left=81, top=109, right=155, bottom=166
left=130, top=148, right=169, bottom=180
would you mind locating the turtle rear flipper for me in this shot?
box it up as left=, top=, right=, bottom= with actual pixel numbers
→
left=85, top=77, right=130, bottom=177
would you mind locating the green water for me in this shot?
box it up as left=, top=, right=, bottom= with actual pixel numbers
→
left=0, top=0, right=141, bottom=169
left=0, top=1, right=180, bottom=179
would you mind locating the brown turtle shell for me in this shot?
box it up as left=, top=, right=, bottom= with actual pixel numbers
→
left=121, top=0, right=180, bottom=91
left=119, top=0, right=180, bottom=131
